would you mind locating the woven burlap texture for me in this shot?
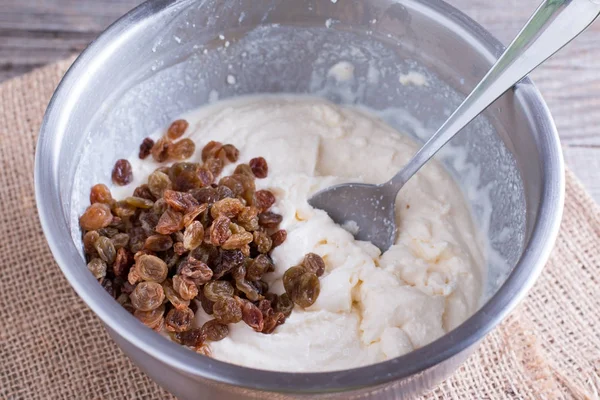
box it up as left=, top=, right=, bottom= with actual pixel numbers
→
left=0, top=59, right=599, bottom=400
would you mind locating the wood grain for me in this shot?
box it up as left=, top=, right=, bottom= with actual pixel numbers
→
left=1, top=0, right=598, bottom=201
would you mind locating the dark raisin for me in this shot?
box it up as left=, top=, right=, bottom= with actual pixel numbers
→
left=112, top=159, right=133, bottom=186
left=175, top=328, right=206, bottom=347
left=271, top=229, right=287, bottom=248
left=216, top=185, right=234, bottom=200
left=113, top=247, right=133, bottom=277
left=213, top=249, right=244, bottom=279
left=253, top=190, right=275, bottom=212
left=249, top=157, right=268, bottom=178
left=165, top=306, right=194, bottom=332
left=133, top=184, right=156, bottom=201
left=241, top=300, right=264, bottom=332
left=258, top=212, right=283, bottom=229
left=197, top=287, right=215, bottom=314
left=139, top=137, right=155, bottom=159
left=190, top=187, right=219, bottom=205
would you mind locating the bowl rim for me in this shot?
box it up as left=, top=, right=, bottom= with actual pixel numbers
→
left=35, top=0, right=565, bottom=394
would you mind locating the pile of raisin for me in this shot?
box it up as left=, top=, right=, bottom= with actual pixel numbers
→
left=79, top=119, right=324, bottom=355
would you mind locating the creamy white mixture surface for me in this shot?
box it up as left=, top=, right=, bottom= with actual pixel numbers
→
left=115, top=96, right=484, bottom=372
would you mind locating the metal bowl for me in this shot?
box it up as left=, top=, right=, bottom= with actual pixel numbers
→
left=35, top=0, right=564, bottom=398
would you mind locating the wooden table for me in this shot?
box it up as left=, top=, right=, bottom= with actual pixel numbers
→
left=2, top=0, right=598, bottom=202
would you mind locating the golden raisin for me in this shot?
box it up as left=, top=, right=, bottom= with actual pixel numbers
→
left=151, top=137, right=171, bottom=162
left=79, top=203, right=113, bottom=231
left=90, top=184, right=113, bottom=205
left=167, top=119, right=189, bottom=140
left=130, top=282, right=165, bottom=311
left=167, top=138, right=196, bottom=160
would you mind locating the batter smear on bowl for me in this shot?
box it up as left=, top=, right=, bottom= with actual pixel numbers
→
left=79, top=96, right=484, bottom=372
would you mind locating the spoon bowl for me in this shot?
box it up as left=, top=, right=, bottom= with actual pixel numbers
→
left=309, top=0, right=600, bottom=251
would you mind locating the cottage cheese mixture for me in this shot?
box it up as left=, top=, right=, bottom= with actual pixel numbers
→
left=116, top=95, right=484, bottom=372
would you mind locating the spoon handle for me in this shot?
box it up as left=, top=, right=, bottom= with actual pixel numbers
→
left=387, top=0, right=600, bottom=189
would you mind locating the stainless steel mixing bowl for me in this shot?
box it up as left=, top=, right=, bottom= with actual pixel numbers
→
left=35, top=0, right=564, bottom=398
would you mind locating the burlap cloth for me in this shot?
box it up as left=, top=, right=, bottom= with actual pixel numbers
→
left=1, top=59, right=599, bottom=400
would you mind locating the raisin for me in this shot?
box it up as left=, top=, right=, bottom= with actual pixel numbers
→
left=129, top=227, right=146, bottom=254
left=151, top=137, right=171, bottom=162
left=262, top=312, right=285, bottom=334
left=201, top=319, right=229, bottom=341
left=83, top=230, right=100, bottom=256
left=133, top=184, right=155, bottom=201
left=235, top=279, right=261, bottom=302
left=172, top=275, right=198, bottom=300
left=246, top=254, right=273, bottom=281
left=253, top=190, right=275, bottom=212
left=136, top=254, right=168, bottom=283
left=209, top=216, right=231, bottom=246
left=165, top=306, right=194, bottom=332
left=112, top=201, right=137, bottom=219
left=210, top=198, right=244, bottom=219
left=253, top=231, right=273, bottom=254
left=197, top=168, right=214, bottom=187
left=183, top=221, right=204, bottom=250
left=112, top=159, right=133, bottom=186
left=167, top=119, right=189, bottom=140
left=168, top=138, right=196, bottom=160
left=178, top=256, right=213, bottom=285
left=139, top=138, right=155, bottom=160
left=164, top=190, right=199, bottom=213
left=135, top=305, right=165, bottom=329
left=216, top=185, right=234, bottom=200
left=222, top=232, right=253, bottom=250
left=213, top=297, right=242, bottom=324
left=203, top=281, right=235, bottom=302
left=100, top=278, right=116, bottom=298
left=156, top=209, right=184, bottom=235
left=201, top=141, right=223, bottom=162
left=237, top=207, right=259, bottom=232
left=291, top=272, right=320, bottom=308
left=197, top=288, right=215, bottom=315
left=283, top=266, right=306, bottom=297
left=148, top=171, right=172, bottom=199
left=90, top=184, right=113, bottom=205
left=110, top=233, right=130, bottom=250
left=258, top=212, right=283, bottom=229
left=113, top=247, right=133, bottom=277
left=80, top=203, right=113, bottom=231
left=144, top=234, right=173, bottom=252
left=241, top=300, right=264, bottom=332
left=249, top=157, right=268, bottom=178
left=94, top=236, right=117, bottom=264
left=271, top=229, right=287, bottom=248
left=175, top=328, right=206, bottom=347
left=124, top=196, right=154, bottom=209
left=205, top=157, right=224, bottom=178
left=97, top=227, right=119, bottom=238
left=218, top=176, right=244, bottom=198
left=222, top=144, right=240, bottom=162
left=213, top=249, right=244, bottom=279
left=162, top=279, right=190, bottom=309
left=182, top=204, right=207, bottom=227
left=87, top=258, right=107, bottom=279
left=130, top=281, right=165, bottom=311
left=275, top=293, right=294, bottom=317
left=234, top=164, right=254, bottom=178
left=302, top=253, right=325, bottom=277
left=190, top=187, right=219, bottom=205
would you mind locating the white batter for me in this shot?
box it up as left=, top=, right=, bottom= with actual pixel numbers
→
left=114, top=96, right=484, bottom=372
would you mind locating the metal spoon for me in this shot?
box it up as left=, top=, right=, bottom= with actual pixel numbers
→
left=309, top=0, right=600, bottom=252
